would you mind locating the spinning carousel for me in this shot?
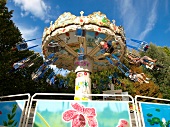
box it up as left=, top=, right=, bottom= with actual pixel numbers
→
left=42, top=11, right=126, bottom=100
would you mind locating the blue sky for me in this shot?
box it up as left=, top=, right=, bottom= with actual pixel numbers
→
left=7, top=0, right=170, bottom=54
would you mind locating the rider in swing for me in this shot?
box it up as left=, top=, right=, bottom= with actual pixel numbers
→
left=127, top=55, right=157, bottom=67
left=128, top=70, right=150, bottom=84
left=98, top=40, right=115, bottom=60
left=100, top=40, right=114, bottom=55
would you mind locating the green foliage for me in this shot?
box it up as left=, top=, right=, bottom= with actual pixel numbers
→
left=140, top=44, right=170, bottom=98
left=3, top=104, right=18, bottom=127
left=0, top=0, right=22, bottom=53
left=162, top=46, right=170, bottom=56
left=65, top=71, right=76, bottom=89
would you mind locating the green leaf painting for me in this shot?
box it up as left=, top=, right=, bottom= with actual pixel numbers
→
left=0, top=101, right=26, bottom=127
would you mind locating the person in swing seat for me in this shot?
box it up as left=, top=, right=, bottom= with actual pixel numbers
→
left=127, top=55, right=157, bottom=67
left=98, top=40, right=115, bottom=60
left=100, top=40, right=114, bottom=55
left=128, top=70, right=150, bottom=84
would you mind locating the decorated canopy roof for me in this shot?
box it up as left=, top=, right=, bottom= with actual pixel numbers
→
left=42, top=11, right=126, bottom=72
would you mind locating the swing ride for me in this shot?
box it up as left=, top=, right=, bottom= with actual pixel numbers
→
left=31, top=54, right=58, bottom=81
left=13, top=53, right=40, bottom=70
left=15, top=42, right=39, bottom=51
left=12, top=11, right=163, bottom=100
left=41, top=11, right=127, bottom=100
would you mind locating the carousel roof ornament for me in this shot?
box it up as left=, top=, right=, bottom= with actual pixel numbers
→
left=80, top=11, right=84, bottom=17
left=42, top=11, right=126, bottom=40
left=112, top=20, right=116, bottom=25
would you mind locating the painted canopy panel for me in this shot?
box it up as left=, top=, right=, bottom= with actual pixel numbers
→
left=33, top=100, right=132, bottom=127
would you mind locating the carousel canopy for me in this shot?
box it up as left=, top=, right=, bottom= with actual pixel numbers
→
left=42, top=11, right=126, bottom=72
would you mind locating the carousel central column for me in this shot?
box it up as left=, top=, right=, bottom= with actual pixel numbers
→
left=74, top=56, right=93, bottom=100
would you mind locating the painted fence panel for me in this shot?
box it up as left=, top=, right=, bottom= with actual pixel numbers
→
left=33, top=100, right=132, bottom=127
left=139, top=102, right=170, bottom=127
left=0, top=100, right=26, bottom=127
left=135, top=95, right=170, bottom=127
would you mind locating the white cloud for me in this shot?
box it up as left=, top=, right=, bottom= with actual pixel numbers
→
left=21, top=11, right=29, bottom=17
left=117, top=0, right=137, bottom=31
left=139, top=0, right=158, bottom=39
left=44, top=19, right=50, bottom=24
left=15, top=24, right=42, bottom=53
left=116, top=0, right=139, bottom=37
left=13, top=0, right=51, bottom=22
left=116, top=0, right=158, bottom=41
left=18, top=25, right=39, bottom=41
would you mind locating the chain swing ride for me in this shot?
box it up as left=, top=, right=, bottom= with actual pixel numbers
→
left=12, top=11, right=164, bottom=100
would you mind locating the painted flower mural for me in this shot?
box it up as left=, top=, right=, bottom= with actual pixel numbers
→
left=62, top=102, right=98, bottom=127
left=116, top=119, right=129, bottom=127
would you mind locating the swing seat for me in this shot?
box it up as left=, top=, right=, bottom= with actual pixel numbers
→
left=52, top=57, right=58, bottom=64
left=28, top=63, right=34, bottom=67
left=145, top=65, right=154, bottom=70
left=48, top=46, right=60, bottom=53
left=31, top=73, right=38, bottom=80
left=37, top=71, right=42, bottom=76
left=125, top=52, right=140, bottom=64
left=78, top=54, right=85, bottom=60
left=143, top=60, right=155, bottom=70
left=16, top=43, right=28, bottom=51
left=13, top=63, right=20, bottom=69
left=75, top=28, right=86, bottom=37
left=48, top=42, right=59, bottom=47
left=139, top=42, right=149, bottom=52
left=46, top=79, right=50, bottom=83
left=38, top=68, right=48, bottom=79
left=111, top=54, right=119, bottom=61
left=46, top=72, right=55, bottom=83
left=48, top=41, right=60, bottom=53
left=125, top=72, right=129, bottom=77
left=47, top=53, right=55, bottom=59
left=113, top=53, right=121, bottom=57
left=143, top=45, right=149, bottom=52
left=44, top=57, right=58, bottom=66
left=106, top=57, right=114, bottom=64
left=127, top=52, right=140, bottom=58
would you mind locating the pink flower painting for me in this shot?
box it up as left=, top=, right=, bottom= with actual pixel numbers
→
left=116, top=119, right=129, bottom=127
left=62, top=102, right=98, bottom=127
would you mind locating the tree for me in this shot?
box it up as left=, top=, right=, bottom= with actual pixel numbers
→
left=0, top=0, right=23, bottom=53
left=140, top=44, right=170, bottom=98
left=0, top=1, right=46, bottom=96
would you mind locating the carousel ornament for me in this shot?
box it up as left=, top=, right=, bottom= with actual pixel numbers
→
left=79, top=11, right=85, bottom=25
left=112, top=19, right=116, bottom=25
left=80, top=11, right=84, bottom=17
